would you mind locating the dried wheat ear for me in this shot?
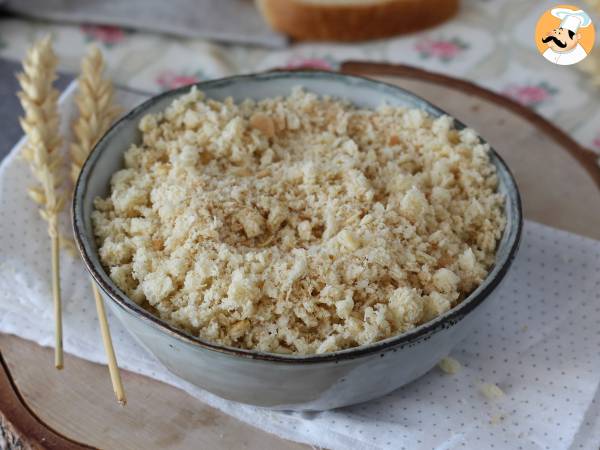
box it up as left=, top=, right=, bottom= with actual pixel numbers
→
left=17, top=35, right=65, bottom=368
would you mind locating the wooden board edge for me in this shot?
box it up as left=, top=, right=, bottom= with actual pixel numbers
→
left=0, top=351, right=95, bottom=450
left=340, top=61, right=600, bottom=190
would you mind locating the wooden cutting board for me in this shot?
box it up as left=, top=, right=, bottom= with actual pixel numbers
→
left=1, top=62, right=599, bottom=450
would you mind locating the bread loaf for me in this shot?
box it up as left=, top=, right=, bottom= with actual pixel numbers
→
left=256, top=0, right=460, bottom=41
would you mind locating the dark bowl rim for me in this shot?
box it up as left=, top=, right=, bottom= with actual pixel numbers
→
left=72, top=70, right=523, bottom=364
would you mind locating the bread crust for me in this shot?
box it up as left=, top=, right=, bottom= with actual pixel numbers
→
left=256, top=0, right=460, bottom=41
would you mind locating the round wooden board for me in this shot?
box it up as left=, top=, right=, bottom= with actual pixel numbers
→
left=1, top=63, right=599, bottom=450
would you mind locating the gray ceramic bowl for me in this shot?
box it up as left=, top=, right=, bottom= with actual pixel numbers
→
left=73, top=71, right=522, bottom=411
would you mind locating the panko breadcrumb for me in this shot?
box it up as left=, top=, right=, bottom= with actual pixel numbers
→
left=479, top=383, right=505, bottom=400
left=438, top=356, right=461, bottom=374
left=92, top=87, right=505, bottom=355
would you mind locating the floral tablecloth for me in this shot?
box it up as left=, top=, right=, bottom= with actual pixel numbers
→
left=0, top=0, right=599, bottom=156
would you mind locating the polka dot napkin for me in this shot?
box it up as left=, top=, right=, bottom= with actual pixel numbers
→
left=0, top=83, right=598, bottom=450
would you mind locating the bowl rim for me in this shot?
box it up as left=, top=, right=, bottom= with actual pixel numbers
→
left=73, top=70, right=523, bottom=363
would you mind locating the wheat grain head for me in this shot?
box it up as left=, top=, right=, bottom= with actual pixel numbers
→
left=17, top=36, right=65, bottom=237
left=70, top=45, right=121, bottom=184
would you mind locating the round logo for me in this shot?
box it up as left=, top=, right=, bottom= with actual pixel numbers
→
left=535, top=4, right=595, bottom=66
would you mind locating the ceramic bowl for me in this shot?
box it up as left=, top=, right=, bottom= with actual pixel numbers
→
left=73, top=71, right=522, bottom=411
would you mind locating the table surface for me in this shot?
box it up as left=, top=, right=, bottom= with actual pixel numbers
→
left=1, top=3, right=600, bottom=447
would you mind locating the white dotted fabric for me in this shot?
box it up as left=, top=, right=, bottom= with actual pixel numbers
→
left=1, top=83, right=599, bottom=450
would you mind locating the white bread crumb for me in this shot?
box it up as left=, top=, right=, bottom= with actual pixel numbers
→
left=479, top=383, right=505, bottom=400
left=93, top=88, right=505, bottom=354
left=438, top=356, right=461, bottom=374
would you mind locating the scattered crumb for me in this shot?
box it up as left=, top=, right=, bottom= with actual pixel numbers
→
left=478, top=383, right=505, bottom=401
left=489, top=414, right=505, bottom=425
left=521, top=324, right=528, bottom=332
left=93, top=87, right=505, bottom=355
left=438, top=356, right=462, bottom=374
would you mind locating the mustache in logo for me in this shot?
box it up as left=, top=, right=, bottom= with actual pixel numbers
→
left=542, top=35, right=567, bottom=48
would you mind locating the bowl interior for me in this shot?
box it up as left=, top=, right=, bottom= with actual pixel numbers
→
left=73, top=71, right=522, bottom=362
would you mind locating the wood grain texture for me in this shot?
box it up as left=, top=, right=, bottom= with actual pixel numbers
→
left=1, top=335, right=306, bottom=450
left=1, top=62, right=599, bottom=449
left=0, top=350, right=94, bottom=449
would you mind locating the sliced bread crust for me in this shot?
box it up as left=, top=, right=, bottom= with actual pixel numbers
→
left=256, top=0, right=460, bottom=41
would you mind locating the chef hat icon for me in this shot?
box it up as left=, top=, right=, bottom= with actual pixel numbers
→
left=551, top=8, right=592, bottom=33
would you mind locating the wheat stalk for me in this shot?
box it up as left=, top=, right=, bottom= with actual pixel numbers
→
left=17, top=36, right=65, bottom=369
left=71, top=45, right=126, bottom=405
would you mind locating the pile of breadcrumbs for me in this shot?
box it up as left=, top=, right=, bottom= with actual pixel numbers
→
left=93, top=87, right=505, bottom=354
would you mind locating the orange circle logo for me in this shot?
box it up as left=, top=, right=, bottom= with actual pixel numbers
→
left=535, top=5, right=595, bottom=66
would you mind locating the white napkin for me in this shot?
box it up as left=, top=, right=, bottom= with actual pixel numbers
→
left=1, top=82, right=599, bottom=450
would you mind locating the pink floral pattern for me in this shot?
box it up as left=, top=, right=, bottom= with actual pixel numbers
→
left=502, top=82, right=558, bottom=108
left=156, top=70, right=204, bottom=90
left=81, top=24, right=127, bottom=46
left=416, top=37, right=469, bottom=62
left=284, top=56, right=338, bottom=71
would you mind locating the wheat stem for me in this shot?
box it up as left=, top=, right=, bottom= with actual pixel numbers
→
left=51, top=231, right=63, bottom=369
left=92, top=283, right=126, bottom=404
